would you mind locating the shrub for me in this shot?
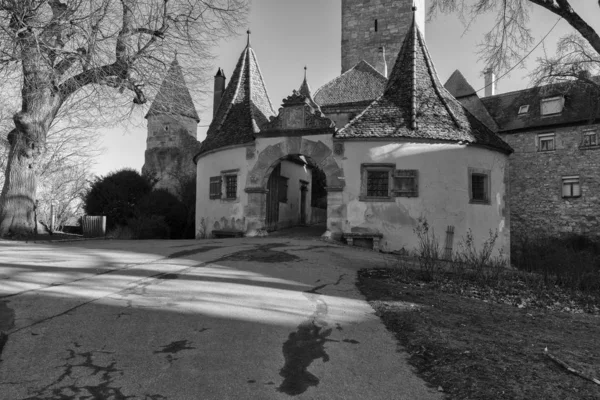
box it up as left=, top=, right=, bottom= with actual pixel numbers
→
left=137, top=189, right=187, bottom=239
left=413, top=217, right=442, bottom=281
left=83, top=169, right=152, bottom=230
left=128, top=215, right=170, bottom=239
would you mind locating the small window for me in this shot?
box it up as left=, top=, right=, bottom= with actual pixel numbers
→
left=538, top=133, right=555, bottom=152
left=541, top=96, right=565, bottom=116
left=367, top=170, right=390, bottom=197
left=469, top=168, right=490, bottom=204
left=225, top=175, right=237, bottom=199
left=375, top=19, right=378, bottom=32
left=393, top=170, right=419, bottom=197
left=164, top=126, right=169, bottom=131
left=582, top=130, right=598, bottom=147
left=518, top=105, right=530, bottom=115
left=209, top=177, right=221, bottom=199
left=562, top=176, right=581, bottom=198
left=278, top=176, right=288, bottom=203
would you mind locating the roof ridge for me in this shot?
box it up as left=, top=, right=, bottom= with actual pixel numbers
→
left=249, top=47, right=276, bottom=118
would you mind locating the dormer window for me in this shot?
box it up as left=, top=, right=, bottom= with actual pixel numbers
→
left=541, top=96, right=565, bottom=116
left=518, top=105, right=530, bottom=115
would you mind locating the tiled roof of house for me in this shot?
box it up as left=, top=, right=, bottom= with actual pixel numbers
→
left=481, top=79, right=600, bottom=132
left=336, top=12, right=512, bottom=155
left=444, top=70, right=476, bottom=98
left=314, top=60, right=387, bottom=107
left=197, top=43, right=276, bottom=156
left=444, top=70, right=499, bottom=132
left=146, top=58, right=200, bottom=122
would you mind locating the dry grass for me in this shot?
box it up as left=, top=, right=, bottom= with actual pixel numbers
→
left=357, top=267, right=600, bottom=400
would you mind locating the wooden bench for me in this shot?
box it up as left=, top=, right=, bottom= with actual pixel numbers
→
left=343, top=232, right=384, bottom=252
left=212, top=229, right=245, bottom=239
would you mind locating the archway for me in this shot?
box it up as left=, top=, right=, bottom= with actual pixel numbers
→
left=244, top=138, right=345, bottom=237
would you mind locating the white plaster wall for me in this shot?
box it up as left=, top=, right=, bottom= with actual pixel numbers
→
left=341, top=141, right=510, bottom=259
left=195, top=146, right=248, bottom=237
left=254, top=134, right=334, bottom=156
left=278, top=161, right=313, bottom=228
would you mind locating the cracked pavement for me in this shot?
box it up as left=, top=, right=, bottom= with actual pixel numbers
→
left=0, top=235, right=441, bottom=400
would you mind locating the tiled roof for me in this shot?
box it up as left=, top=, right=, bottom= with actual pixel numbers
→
left=197, top=44, right=276, bottom=156
left=481, top=79, right=600, bottom=132
left=146, top=58, right=200, bottom=122
left=314, top=61, right=387, bottom=107
left=336, top=12, right=512, bottom=155
left=444, top=70, right=476, bottom=98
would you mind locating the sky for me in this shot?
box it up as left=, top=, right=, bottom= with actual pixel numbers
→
left=92, top=0, right=600, bottom=177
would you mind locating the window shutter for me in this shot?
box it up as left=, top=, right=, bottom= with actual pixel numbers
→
left=393, top=170, right=418, bottom=197
left=209, top=177, right=222, bottom=199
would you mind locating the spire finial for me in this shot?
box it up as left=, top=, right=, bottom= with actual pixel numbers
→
left=247, top=29, right=251, bottom=46
left=304, top=65, right=307, bottom=80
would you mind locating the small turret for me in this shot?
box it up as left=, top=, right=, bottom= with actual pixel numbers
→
left=214, top=68, right=227, bottom=118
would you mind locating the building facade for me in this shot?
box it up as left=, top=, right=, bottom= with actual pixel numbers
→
left=193, top=6, right=512, bottom=259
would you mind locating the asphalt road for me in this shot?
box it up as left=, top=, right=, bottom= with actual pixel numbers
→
left=0, top=235, right=441, bottom=400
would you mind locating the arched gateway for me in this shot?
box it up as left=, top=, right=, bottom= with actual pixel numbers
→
left=244, top=137, right=345, bottom=237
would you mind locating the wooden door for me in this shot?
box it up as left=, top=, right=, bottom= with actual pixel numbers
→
left=266, top=164, right=280, bottom=231
left=300, top=181, right=308, bottom=226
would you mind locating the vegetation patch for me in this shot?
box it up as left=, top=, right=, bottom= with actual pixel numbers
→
left=357, top=266, right=600, bottom=399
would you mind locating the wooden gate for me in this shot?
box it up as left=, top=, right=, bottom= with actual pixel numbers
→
left=266, top=164, right=281, bottom=231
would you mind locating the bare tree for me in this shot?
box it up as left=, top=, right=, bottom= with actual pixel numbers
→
left=0, top=0, right=248, bottom=236
left=429, top=0, right=600, bottom=84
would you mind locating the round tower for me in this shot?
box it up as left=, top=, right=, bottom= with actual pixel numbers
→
left=341, top=0, right=425, bottom=75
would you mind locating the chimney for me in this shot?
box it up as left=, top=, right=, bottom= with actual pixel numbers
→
left=484, top=68, right=496, bottom=97
left=213, top=68, right=226, bottom=117
left=377, top=47, right=388, bottom=78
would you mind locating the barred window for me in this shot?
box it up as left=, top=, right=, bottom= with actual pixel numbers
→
left=209, top=177, right=221, bottom=199
left=367, top=171, right=389, bottom=197
left=393, top=170, right=418, bottom=197
left=468, top=168, right=490, bottom=205
left=225, top=175, right=237, bottom=199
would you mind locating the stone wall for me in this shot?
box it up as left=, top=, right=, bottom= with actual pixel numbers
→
left=500, top=125, right=600, bottom=238
left=341, top=0, right=424, bottom=74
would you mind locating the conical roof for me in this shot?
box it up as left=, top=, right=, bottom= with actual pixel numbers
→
left=197, top=42, right=276, bottom=155
left=336, top=11, right=512, bottom=154
left=146, top=58, right=200, bottom=122
left=298, top=68, right=320, bottom=110
left=444, top=70, right=476, bottom=98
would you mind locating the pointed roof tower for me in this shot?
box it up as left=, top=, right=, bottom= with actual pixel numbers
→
left=444, top=70, right=476, bottom=98
left=197, top=32, right=276, bottom=156
left=298, top=67, right=320, bottom=110
left=337, top=9, right=512, bottom=154
left=146, top=57, right=200, bottom=122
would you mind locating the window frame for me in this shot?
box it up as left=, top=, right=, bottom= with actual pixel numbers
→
left=562, top=176, right=581, bottom=199
left=518, top=105, right=530, bottom=115
left=581, top=130, right=599, bottom=148
left=360, top=163, right=395, bottom=202
left=224, top=174, right=238, bottom=200
left=540, top=96, right=565, bottom=116
left=537, top=133, right=556, bottom=152
left=468, top=168, right=491, bottom=205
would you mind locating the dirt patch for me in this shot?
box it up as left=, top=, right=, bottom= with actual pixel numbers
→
left=0, top=301, right=15, bottom=332
left=357, top=268, right=600, bottom=399
left=216, top=243, right=299, bottom=264
left=153, top=340, right=195, bottom=355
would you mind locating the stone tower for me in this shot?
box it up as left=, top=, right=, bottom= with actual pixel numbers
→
left=143, top=57, right=202, bottom=194
left=341, top=0, right=425, bottom=75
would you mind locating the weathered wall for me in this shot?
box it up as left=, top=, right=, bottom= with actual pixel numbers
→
left=195, top=146, right=248, bottom=238
left=278, top=160, right=313, bottom=229
left=338, top=140, right=510, bottom=259
left=143, top=114, right=200, bottom=194
left=341, top=0, right=424, bottom=74
left=499, top=125, right=600, bottom=238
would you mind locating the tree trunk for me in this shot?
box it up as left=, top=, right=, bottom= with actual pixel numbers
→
left=0, top=127, right=42, bottom=236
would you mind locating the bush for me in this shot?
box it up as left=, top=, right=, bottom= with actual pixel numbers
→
left=83, top=169, right=152, bottom=230
left=128, top=215, right=171, bottom=239
left=137, top=189, right=187, bottom=239
left=413, top=217, right=442, bottom=281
